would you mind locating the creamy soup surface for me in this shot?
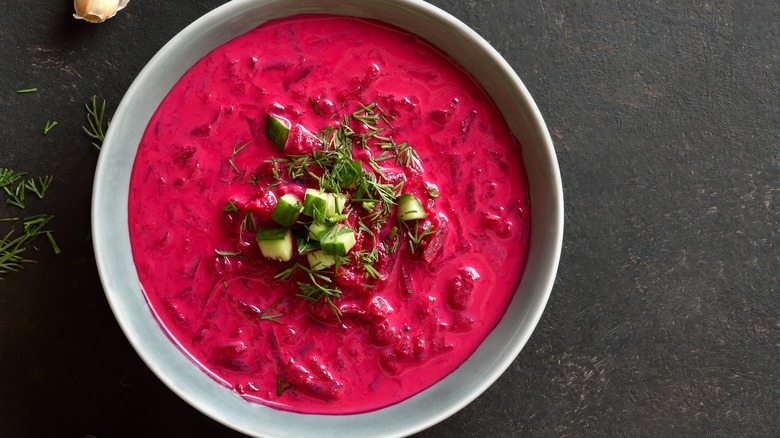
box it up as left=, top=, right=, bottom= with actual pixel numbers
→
left=129, top=14, right=530, bottom=414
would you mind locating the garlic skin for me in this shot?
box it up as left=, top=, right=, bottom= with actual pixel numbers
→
left=73, top=0, right=130, bottom=23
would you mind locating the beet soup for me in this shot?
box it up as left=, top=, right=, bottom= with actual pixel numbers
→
left=128, top=14, right=531, bottom=414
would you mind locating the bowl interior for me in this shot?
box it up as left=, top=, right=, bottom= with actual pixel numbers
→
left=92, top=0, right=562, bottom=436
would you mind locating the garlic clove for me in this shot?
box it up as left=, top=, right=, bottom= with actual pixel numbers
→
left=73, top=0, right=130, bottom=23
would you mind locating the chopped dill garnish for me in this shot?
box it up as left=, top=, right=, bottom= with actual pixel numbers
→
left=227, top=157, right=242, bottom=175
left=0, top=213, right=59, bottom=279
left=276, top=375, right=294, bottom=396
left=308, top=97, right=321, bottom=115
left=25, top=176, right=53, bottom=199
left=275, top=262, right=302, bottom=280
left=45, top=231, right=61, bottom=255
left=0, top=168, right=26, bottom=188
left=223, top=200, right=239, bottom=213
left=232, top=140, right=251, bottom=157
left=4, top=181, right=26, bottom=209
left=43, top=120, right=58, bottom=135
left=259, top=299, right=285, bottom=324
left=402, top=219, right=438, bottom=254
left=232, top=102, right=426, bottom=318
left=357, top=248, right=384, bottom=280
left=82, top=96, right=109, bottom=151
left=240, top=211, right=256, bottom=234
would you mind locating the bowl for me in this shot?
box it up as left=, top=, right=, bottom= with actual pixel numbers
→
left=92, top=0, right=563, bottom=436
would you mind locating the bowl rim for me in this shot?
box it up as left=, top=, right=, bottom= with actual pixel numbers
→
left=92, top=0, right=563, bottom=436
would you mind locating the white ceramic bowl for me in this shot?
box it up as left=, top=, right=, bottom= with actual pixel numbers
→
left=92, top=0, right=563, bottom=436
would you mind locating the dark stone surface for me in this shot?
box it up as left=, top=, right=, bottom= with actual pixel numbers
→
left=1, top=0, right=777, bottom=436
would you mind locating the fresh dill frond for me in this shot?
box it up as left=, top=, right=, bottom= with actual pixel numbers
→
left=276, top=375, right=294, bottom=396
left=0, top=213, right=59, bottom=279
left=25, top=176, right=53, bottom=199
left=4, top=181, right=26, bottom=209
left=0, top=169, right=26, bottom=188
left=232, top=140, right=251, bottom=157
left=259, top=299, right=285, bottom=324
left=82, top=96, right=109, bottom=150
left=43, top=120, right=58, bottom=135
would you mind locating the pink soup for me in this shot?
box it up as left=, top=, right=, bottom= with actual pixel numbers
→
left=128, top=14, right=530, bottom=414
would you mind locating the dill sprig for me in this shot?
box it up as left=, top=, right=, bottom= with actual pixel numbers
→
left=25, top=176, right=53, bottom=199
left=4, top=181, right=26, bottom=209
left=276, top=375, right=294, bottom=396
left=43, top=120, right=58, bottom=135
left=223, top=200, right=239, bottom=213
left=0, top=214, right=59, bottom=279
left=356, top=248, right=383, bottom=280
left=402, top=219, right=438, bottom=254
left=2, top=171, right=54, bottom=208
left=259, top=299, right=285, bottom=324
left=278, top=261, right=344, bottom=319
left=0, top=168, right=26, bottom=189
left=1, top=170, right=59, bottom=278
left=232, top=140, right=251, bottom=157
left=377, top=137, right=421, bottom=169
left=0, top=229, right=33, bottom=276
left=82, top=96, right=109, bottom=151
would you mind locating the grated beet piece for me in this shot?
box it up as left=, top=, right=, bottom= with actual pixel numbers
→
left=282, top=359, right=344, bottom=401
left=369, top=320, right=398, bottom=346
left=285, top=124, right=323, bottom=155
left=215, top=355, right=251, bottom=373
left=190, top=123, right=212, bottom=137
left=422, top=213, right=449, bottom=264
left=246, top=190, right=277, bottom=221
left=448, top=268, right=480, bottom=310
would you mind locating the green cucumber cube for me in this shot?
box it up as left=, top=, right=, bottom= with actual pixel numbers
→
left=303, top=189, right=348, bottom=222
left=265, top=114, right=291, bottom=149
left=339, top=160, right=363, bottom=188
left=308, top=222, right=332, bottom=241
left=294, top=229, right=320, bottom=254
left=271, top=193, right=303, bottom=227
left=303, top=188, right=329, bottom=219
left=397, top=193, right=426, bottom=221
left=256, top=228, right=294, bottom=261
left=325, top=192, right=347, bottom=218
left=320, top=224, right=356, bottom=256
left=307, top=250, right=336, bottom=271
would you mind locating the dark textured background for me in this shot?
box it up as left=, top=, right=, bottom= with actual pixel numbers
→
left=1, top=0, right=778, bottom=436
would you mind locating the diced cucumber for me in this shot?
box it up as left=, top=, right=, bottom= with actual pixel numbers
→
left=307, top=222, right=332, bottom=241
left=302, top=188, right=328, bottom=219
left=295, top=229, right=320, bottom=254
left=320, top=224, right=356, bottom=256
left=307, top=250, right=336, bottom=271
left=256, top=227, right=289, bottom=241
left=265, top=114, right=291, bottom=149
left=303, top=188, right=347, bottom=221
left=338, top=160, right=363, bottom=188
left=325, top=192, right=347, bottom=218
left=271, top=193, right=303, bottom=227
left=256, top=228, right=294, bottom=261
left=397, top=193, right=426, bottom=221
